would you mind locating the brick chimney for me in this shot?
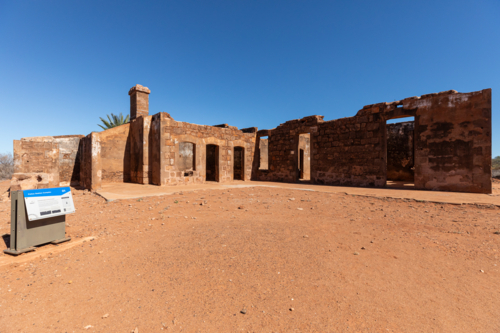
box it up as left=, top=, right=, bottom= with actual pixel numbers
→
left=129, top=84, right=151, bottom=120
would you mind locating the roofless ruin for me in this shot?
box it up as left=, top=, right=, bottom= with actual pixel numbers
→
left=11, top=85, right=492, bottom=193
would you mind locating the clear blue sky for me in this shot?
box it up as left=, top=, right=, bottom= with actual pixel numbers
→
left=0, top=0, right=498, bottom=157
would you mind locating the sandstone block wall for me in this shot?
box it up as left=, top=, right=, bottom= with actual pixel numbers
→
left=410, top=89, right=491, bottom=193
left=11, top=135, right=83, bottom=191
left=160, top=115, right=256, bottom=185
left=252, top=89, right=491, bottom=193
left=11, top=85, right=491, bottom=194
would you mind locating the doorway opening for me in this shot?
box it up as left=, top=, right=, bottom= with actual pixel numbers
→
left=233, top=147, right=244, bottom=180
left=386, top=117, right=415, bottom=189
left=259, top=136, right=269, bottom=170
left=206, top=144, right=219, bottom=182
left=298, top=133, right=311, bottom=182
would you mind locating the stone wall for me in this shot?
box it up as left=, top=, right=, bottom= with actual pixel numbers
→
left=252, top=89, right=491, bottom=193
left=11, top=137, right=59, bottom=191
left=11, top=85, right=491, bottom=194
left=11, top=135, right=84, bottom=191
left=160, top=116, right=256, bottom=185
left=386, top=122, right=414, bottom=182
left=409, top=89, right=491, bottom=193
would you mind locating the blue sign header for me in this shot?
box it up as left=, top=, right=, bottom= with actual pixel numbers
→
left=23, top=187, right=71, bottom=198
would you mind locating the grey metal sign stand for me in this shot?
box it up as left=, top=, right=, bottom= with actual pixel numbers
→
left=4, top=190, right=71, bottom=256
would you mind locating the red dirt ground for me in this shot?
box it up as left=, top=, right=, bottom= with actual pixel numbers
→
left=0, top=180, right=500, bottom=332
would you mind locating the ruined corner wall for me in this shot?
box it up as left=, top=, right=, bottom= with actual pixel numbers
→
left=161, top=114, right=256, bottom=185
left=78, top=124, right=132, bottom=190
left=11, top=135, right=84, bottom=191
left=12, top=137, right=60, bottom=190
left=410, top=89, right=491, bottom=193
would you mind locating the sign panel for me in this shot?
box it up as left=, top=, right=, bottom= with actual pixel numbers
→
left=23, top=187, right=75, bottom=221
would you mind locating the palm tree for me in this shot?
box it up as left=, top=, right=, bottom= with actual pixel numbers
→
left=98, top=113, right=130, bottom=130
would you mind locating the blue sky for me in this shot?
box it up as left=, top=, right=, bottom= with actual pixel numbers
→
left=0, top=0, right=498, bottom=157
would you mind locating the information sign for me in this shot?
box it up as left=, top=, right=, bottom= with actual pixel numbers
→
left=23, top=187, right=75, bottom=221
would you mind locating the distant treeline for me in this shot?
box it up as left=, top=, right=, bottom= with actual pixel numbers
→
left=493, top=156, right=500, bottom=170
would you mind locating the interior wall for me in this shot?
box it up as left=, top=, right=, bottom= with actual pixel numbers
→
left=259, top=138, right=268, bottom=170
left=98, top=124, right=130, bottom=183
left=53, top=135, right=85, bottom=186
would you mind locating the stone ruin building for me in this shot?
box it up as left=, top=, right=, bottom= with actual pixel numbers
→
left=11, top=85, right=492, bottom=194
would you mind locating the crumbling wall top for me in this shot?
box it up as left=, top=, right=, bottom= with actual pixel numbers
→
left=21, top=136, right=54, bottom=142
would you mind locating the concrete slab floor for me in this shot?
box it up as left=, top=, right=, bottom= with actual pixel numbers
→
left=96, top=180, right=500, bottom=207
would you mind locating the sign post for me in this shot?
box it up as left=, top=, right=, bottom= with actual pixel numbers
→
left=4, top=187, right=74, bottom=256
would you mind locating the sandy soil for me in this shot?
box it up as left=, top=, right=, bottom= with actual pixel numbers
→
left=0, top=181, right=499, bottom=332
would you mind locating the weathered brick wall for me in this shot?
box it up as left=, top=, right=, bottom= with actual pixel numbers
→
left=161, top=115, right=256, bottom=185
left=386, top=122, right=414, bottom=181
left=98, top=124, right=130, bottom=183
